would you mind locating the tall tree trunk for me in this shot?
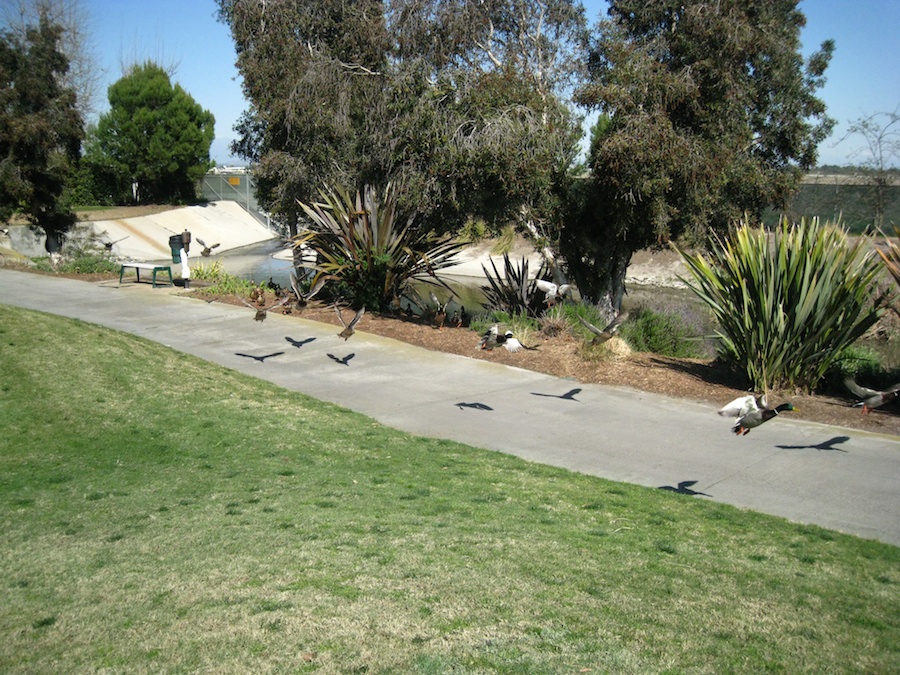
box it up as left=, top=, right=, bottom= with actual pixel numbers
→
left=559, top=180, right=634, bottom=319
left=563, top=236, right=631, bottom=318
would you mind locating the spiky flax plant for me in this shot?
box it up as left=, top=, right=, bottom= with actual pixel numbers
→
left=676, top=217, right=889, bottom=392
left=295, top=182, right=464, bottom=311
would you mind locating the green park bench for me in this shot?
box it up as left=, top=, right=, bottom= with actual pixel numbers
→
left=119, top=262, right=174, bottom=288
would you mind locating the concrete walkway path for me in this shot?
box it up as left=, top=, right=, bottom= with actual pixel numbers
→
left=2, top=268, right=898, bottom=546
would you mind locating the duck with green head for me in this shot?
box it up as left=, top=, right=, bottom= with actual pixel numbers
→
left=718, top=395, right=797, bottom=436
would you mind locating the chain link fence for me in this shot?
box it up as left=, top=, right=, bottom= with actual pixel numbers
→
left=201, top=170, right=270, bottom=226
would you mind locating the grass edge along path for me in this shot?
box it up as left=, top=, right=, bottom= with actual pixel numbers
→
left=0, top=305, right=897, bottom=674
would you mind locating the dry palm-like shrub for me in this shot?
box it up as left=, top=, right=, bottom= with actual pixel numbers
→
left=295, top=182, right=464, bottom=311
left=480, top=253, right=547, bottom=317
left=676, top=217, right=890, bottom=393
left=538, top=306, right=570, bottom=337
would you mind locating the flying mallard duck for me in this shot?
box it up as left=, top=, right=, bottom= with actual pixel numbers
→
left=577, top=311, right=629, bottom=346
left=197, top=238, right=220, bottom=256
left=335, top=304, right=365, bottom=340
left=100, top=235, right=129, bottom=251
left=535, top=279, right=574, bottom=307
left=844, top=378, right=900, bottom=414
left=718, top=394, right=797, bottom=436
left=239, top=295, right=290, bottom=322
left=289, top=270, right=331, bottom=312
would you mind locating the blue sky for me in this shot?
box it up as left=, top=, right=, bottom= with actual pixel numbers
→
left=87, top=0, right=898, bottom=167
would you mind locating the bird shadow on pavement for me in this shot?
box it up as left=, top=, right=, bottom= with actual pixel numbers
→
left=327, top=352, right=355, bottom=366
left=775, top=435, right=850, bottom=452
left=531, top=388, right=582, bottom=401
left=235, top=351, right=284, bottom=363
left=285, top=336, right=316, bottom=348
left=456, top=402, right=494, bottom=411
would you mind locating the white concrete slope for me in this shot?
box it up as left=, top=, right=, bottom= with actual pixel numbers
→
left=90, top=201, right=276, bottom=262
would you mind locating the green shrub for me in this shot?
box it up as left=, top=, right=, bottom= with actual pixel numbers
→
left=63, top=255, right=120, bottom=275
left=619, top=305, right=710, bottom=358
left=194, top=263, right=258, bottom=296
left=30, top=226, right=120, bottom=275
left=190, top=260, right=225, bottom=282
left=538, top=305, right=570, bottom=337
left=33, top=254, right=118, bottom=275
left=823, top=344, right=885, bottom=387
left=677, top=217, right=890, bottom=392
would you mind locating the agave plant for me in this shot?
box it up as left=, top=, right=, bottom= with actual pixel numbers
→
left=676, top=217, right=890, bottom=393
left=480, top=253, right=547, bottom=318
left=294, top=182, right=464, bottom=311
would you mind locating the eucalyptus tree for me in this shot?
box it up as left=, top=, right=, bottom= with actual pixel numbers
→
left=216, top=0, right=587, bottom=239
left=0, top=12, right=82, bottom=255
left=569, top=0, right=835, bottom=313
left=387, top=0, right=588, bottom=240
left=215, top=0, right=391, bottom=234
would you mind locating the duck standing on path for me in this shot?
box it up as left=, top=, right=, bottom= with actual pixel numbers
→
left=844, top=378, right=900, bottom=414
left=718, top=394, right=797, bottom=436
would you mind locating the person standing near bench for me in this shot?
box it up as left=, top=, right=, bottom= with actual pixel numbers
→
left=169, top=230, right=192, bottom=288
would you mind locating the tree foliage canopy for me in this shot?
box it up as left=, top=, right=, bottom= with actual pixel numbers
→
left=0, top=12, right=82, bottom=250
left=566, top=0, right=834, bottom=310
left=216, top=0, right=587, bottom=236
left=89, top=62, right=214, bottom=204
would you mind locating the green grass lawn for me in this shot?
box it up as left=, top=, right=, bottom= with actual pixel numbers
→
left=1, top=305, right=897, bottom=674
